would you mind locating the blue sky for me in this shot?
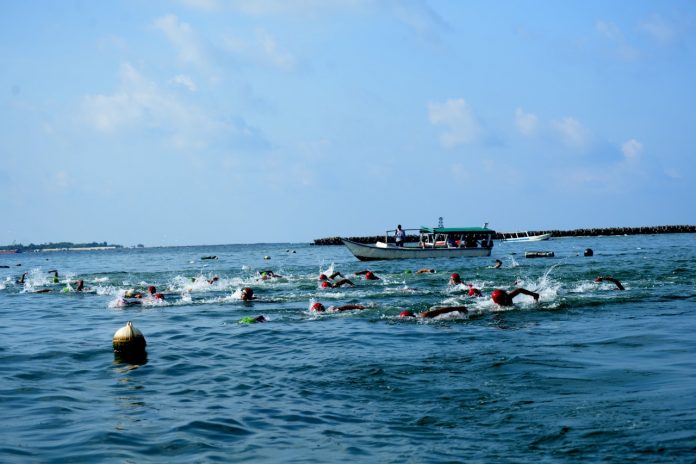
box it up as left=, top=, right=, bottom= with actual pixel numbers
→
left=1, top=1, right=694, bottom=246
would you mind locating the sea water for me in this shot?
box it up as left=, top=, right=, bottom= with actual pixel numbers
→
left=1, top=234, right=695, bottom=462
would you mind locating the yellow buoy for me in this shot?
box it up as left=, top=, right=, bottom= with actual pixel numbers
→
left=112, top=321, right=147, bottom=355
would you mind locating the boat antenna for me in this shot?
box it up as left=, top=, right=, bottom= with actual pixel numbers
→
left=438, top=216, right=443, bottom=228
left=483, top=222, right=489, bottom=228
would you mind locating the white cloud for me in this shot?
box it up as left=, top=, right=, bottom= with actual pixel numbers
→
left=640, top=16, right=676, bottom=44
left=515, top=107, right=538, bottom=136
left=450, top=162, right=471, bottom=182
left=54, top=170, right=70, bottom=188
left=223, top=29, right=297, bottom=71
left=221, top=0, right=367, bottom=16
left=552, top=116, right=589, bottom=147
left=177, top=0, right=220, bottom=10
left=172, top=74, right=197, bottom=92
left=153, top=15, right=206, bottom=68
left=621, top=139, right=642, bottom=159
left=664, top=168, right=681, bottom=179
left=595, top=20, right=639, bottom=61
left=596, top=20, right=622, bottom=42
left=390, top=1, right=449, bottom=43
left=256, top=30, right=296, bottom=70
left=427, top=98, right=481, bottom=148
left=81, top=63, right=225, bottom=149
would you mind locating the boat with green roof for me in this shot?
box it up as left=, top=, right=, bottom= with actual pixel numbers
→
left=341, top=226, right=496, bottom=261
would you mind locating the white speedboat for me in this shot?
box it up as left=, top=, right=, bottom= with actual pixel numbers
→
left=341, top=226, right=495, bottom=261
left=499, top=231, right=552, bottom=242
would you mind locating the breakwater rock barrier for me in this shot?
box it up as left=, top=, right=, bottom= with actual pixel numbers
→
left=313, top=224, right=696, bottom=246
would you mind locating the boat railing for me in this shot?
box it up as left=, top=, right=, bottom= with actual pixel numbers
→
left=382, top=229, right=493, bottom=249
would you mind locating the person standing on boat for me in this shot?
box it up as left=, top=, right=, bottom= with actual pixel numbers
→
left=395, top=225, right=406, bottom=247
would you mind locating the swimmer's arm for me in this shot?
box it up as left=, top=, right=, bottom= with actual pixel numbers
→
left=336, top=304, right=365, bottom=311
left=421, top=306, right=467, bottom=318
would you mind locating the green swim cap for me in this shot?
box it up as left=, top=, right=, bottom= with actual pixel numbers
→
left=404, top=270, right=412, bottom=274
left=239, top=316, right=258, bottom=324
left=62, top=287, right=70, bottom=293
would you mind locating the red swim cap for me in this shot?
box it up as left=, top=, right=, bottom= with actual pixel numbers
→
left=319, top=274, right=328, bottom=281
left=148, top=285, right=156, bottom=293
left=450, top=273, right=461, bottom=282
left=399, top=310, right=415, bottom=317
left=311, top=302, right=325, bottom=312
left=491, top=289, right=506, bottom=305
left=365, top=271, right=374, bottom=279
left=320, top=281, right=330, bottom=288
left=468, top=287, right=481, bottom=297
left=154, top=293, right=164, bottom=300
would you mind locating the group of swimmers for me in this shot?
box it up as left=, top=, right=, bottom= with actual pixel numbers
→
left=304, top=266, right=625, bottom=321
left=15, top=270, right=94, bottom=294
left=11, top=264, right=625, bottom=324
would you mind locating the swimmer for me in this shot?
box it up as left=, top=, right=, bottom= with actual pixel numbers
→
left=494, top=259, right=502, bottom=269
left=75, top=280, right=89, bottom=292
left=116, top=298, right=143, bottom=307
left=449, top=273, right=462, bottom=285
left=319, top=272, right=343, bottom=281
left=259, top=270, right=283, bottom=280
left=355, top=270, right=380, bottom=280
left=595, top=276, right=625, bottom=291
left=240, top=287, right=256, bottom=301
left=124, top=289, right=143, bottom=298
left=146, top=286, right=165, bottom=300
left=48, top=270, right=59, bottom=283
left=310, top=302, right=366, bottom=313
left=208, top=276, right=220, bottom=284
left=16, top=272, right=28, bottom=284
left=491, top=288, right=539, bottom=306
left=320, top=278, right=355, bottom=288
left=239, top=315, right=267, bottom=324
left=399, top=306, right=468, bottom=319
left=467, top=284, right=482, bottom=297
left=416, top=269, right=436, bottom=274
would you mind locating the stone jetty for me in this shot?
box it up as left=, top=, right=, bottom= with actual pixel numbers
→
left=313, top=224, right=696, bottom=245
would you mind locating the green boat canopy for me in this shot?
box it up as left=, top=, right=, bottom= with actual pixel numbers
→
left=418, top=226, right=496, bottom=234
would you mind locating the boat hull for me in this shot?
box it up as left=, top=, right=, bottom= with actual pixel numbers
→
left=341, top=239, right=492, bottom=261
left=500, top=233, right=552, bottom=243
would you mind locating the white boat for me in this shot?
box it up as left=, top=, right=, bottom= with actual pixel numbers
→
left=341, top=226, right=495, bottom=261
left=499, top=231, right=552, bottom=242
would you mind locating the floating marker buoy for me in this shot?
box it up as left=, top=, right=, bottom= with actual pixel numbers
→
left=584, top=248, right=593, bottom=257
left=525, top=251, right=555, bottom=258
left=112, top=321, right=146, bottom=356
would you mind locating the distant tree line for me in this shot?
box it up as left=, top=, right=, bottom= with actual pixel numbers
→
left=0, top=241, right=123, bottom=251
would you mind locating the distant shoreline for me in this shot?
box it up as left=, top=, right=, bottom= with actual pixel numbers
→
left=313, top=224, right=696, bottom=245
left=0, top=242, right=124, bottom=253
